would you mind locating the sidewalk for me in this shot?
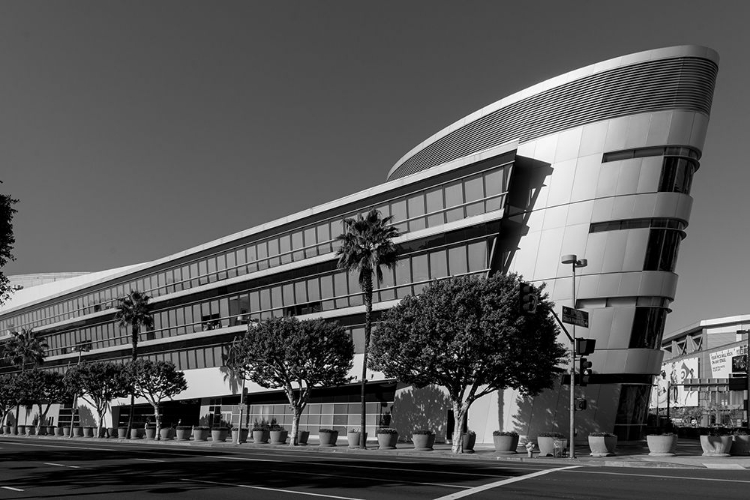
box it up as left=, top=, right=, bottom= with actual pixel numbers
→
left=4, top=433, right=750, bottom=470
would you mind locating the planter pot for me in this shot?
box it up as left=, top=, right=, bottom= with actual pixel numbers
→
left=72, top=427, right=83, bottom=438
left=160, top=428, right=173, bottom=440
left=107, top=427, right=116, bottom=438
left=270, top=430, right=288, bottom=445
left=193, top=428, right=210, bottom=441
left=647, top=435, right=678, bottom=456
left=231, top=428, right=249, bottom=443
left=412, top=433, right=435, bottom=451
left=297, top=430, right=310, bottom=445
left=588, top=435, right=617, bottom=457
left=462, top=433, right=476, bottom=453
left=54, top=427, right=64, bottom=437
left=211, top=428, right=228, bottom=443
left=117, top=427, right=128, bottom=439
left=63, top=427, right=71, bottom=437
left=318, top=430, right=339, bottom=447
left=700, top=435, right=732, bottom=457
left=348, top=431, right=367, bottom=448
left=131, top=429, right=143, bottom=439
left=377, top=432, right=398, bottom=450
left=538, top=436, right=567, bottom=457
left=18, top=425, right=26, bottom=435
left=145, top=427, right=157, bottom=440
left=83, top=427, right=94, bottom=438
left=2, top=426, right=9, bottom=435
left=252, top=430, right=269, bottom=444
left=731, top=434, right=750, bottom=456
left=26, top=426, right=36, bottom=436
left=176, top=427, right=192, bottom=441
left=493, top=434, right=519, bottom=454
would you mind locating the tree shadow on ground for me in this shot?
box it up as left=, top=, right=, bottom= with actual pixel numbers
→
left=391, top=384, right=451, bottom=443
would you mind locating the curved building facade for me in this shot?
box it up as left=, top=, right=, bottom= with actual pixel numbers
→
left=0, top=46, right=718, bottom=444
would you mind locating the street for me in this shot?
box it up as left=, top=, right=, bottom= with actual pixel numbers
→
left=1, top=437, right=750, bottom=499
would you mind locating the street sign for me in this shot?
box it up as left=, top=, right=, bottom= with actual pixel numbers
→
left=562, top=306, right=589, bottom=328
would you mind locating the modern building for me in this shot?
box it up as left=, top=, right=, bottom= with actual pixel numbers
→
left=0, top=45, right=719, bottom=443
left=654, top=315, right=750, bottom=427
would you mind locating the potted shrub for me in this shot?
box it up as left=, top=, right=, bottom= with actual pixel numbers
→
left=176, top=426, right=192, bottom=441
left=160, top=427, right=173, bottom=440
left=348, top=428, right=365, bottom=448
left=376, top=428, right=398, bottom=449
left=493, top=430, right=519, bottom=454
left=647, top=432, right=678, bottom=456
left=700, top=427, right=732, bottom=457
left=130, top=428, right=142, bottom=439
left=588, top=432, right=617, bottom=457
left=62, top=426, right=71, bottom=437
left=231, top=427, right=249, bottom=444
left=269, top=423, right=288, bottom=445
left=411, top=430, right=435, bottom=451
left=297, top=430, right=310, bottom=445
left=462, top=430, right=476, bottom=453
left=54, top=426, right=64, bottom=437
left=318, top=428, right=338, bottom=447
left=211, top=427, right=229, bottom=443
left=193, top=426, right=210, bottom=441
left=72, top=426, right=83, bottom=438
left=145, top=425, right=157, bottom=440
left=252, top=422, right=269, bottom=444
left=537, top=432, right=566, bottom=457
left=83, top=426, right=95, bottom=438
left=117, top=426, right=128, bottom=439
left=731, top=429, right=750, bottom=456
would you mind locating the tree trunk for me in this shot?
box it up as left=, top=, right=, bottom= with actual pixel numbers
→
left=127, top=326, right=139, bottom=438
left=450, top=400, right=468, bottom=454
left=97, top=407, right=106, bottom=438
left=291, top=406, right=300, bottom=446
left=360, top=273, right=373, bottom=449
left=153, top=403, right=161, bottom=440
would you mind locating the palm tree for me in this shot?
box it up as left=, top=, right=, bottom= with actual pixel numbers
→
left=114, top=290, right=154, bottom=437
left=336, top=209, right=399, bottom=448
left=2, top=328, right=48, bottom=432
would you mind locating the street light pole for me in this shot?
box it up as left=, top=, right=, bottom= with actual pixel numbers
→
left=561, top=254, right=587, bottom=459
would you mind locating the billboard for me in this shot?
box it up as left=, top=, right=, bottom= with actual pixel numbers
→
left=651, top=356, right=699, bottom=408
left=709, top=345, right=748, bottom=378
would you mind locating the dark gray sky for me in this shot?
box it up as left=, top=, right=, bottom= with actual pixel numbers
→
left=1, top=0, right=748, bottom=333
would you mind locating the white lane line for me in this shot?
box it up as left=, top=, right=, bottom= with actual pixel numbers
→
left=9, top=442, right=115, bottom=452
left=1, top=486, right=24, bottom=492
left=135, top=458, right=166, bottom=463
left=43, top=462, right=81, bottom=469
left=270, top=468, right=471, bottom=490
left=213, top=455, right=280, bottom=462
left=433, top=465, right=580, bottom=500
left=704, top=463, right=745, bottom=470
left=181, top=478, right=365, bottom=499
left=294, top=461, right=519, bottom=478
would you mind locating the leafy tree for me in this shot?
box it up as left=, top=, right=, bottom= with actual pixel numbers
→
left=370, top=274, right=566, bottom=453
left=14, top=369, right=68, bottom=434
left=0, top=373, right=20, bottom=428
left=65, top=362, right=130, bottom=437
left=0, top=187, right=18, bottom=306
left=2, top=328, right=48, bottom=432
left=128, top=359, right=187, bottom=439
left=234, top=317, right=354, bottom=446
left=114, top=290, right=154, bottom=436
left=336, top=208, right=399, bottom=447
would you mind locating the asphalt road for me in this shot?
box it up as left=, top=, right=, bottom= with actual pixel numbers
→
left=1, top=437, right=750, bottom=499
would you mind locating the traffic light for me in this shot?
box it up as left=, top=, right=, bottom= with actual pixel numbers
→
left=579, top=357, right=593, bottom=386
left=519, top=282, right=539, bottom=315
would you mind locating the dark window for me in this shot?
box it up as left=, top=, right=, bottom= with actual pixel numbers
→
left=629, top=307, right=668, bottom=349
left=658, top=157, right=697, bottom=194
left=590, top=218, right=686, bottom=234
left=643, top=229, right=681, bottom=272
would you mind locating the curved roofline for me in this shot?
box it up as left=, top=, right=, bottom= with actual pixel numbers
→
left=388, top=45, right=719, bottom=180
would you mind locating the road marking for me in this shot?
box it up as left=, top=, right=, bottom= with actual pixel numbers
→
left=135, top=458, right=166, bottom=463
left=5, top=442, right=115, bottom=452
left=568, top=469, right=750, bottom=483
left=704, top=463, right=745, bottom=470
left=1, top=486, right=24, bottom=492
left=43, top=462, right=81, bottom=469
left=213, top=455, right=280, bottom=462
left=181, top=478, right=365, bottom=499
left=270, top=468, right=471, bottom=490
left=294, top=461, right=532, bottom=478
left=433, top=465, right=580, bottom=500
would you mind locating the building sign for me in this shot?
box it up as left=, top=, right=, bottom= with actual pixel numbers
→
left=709, top=345, right=748, bottom=378
left=651, top=357, right=699, bottom=408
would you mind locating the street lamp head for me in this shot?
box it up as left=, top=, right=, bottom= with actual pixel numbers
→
left=561, top=254, right=577, bottom=265
left=576, top=258, right=588, bottom=269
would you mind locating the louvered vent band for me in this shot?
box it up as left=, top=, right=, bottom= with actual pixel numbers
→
left=389, top=57, right=717, bottom=180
